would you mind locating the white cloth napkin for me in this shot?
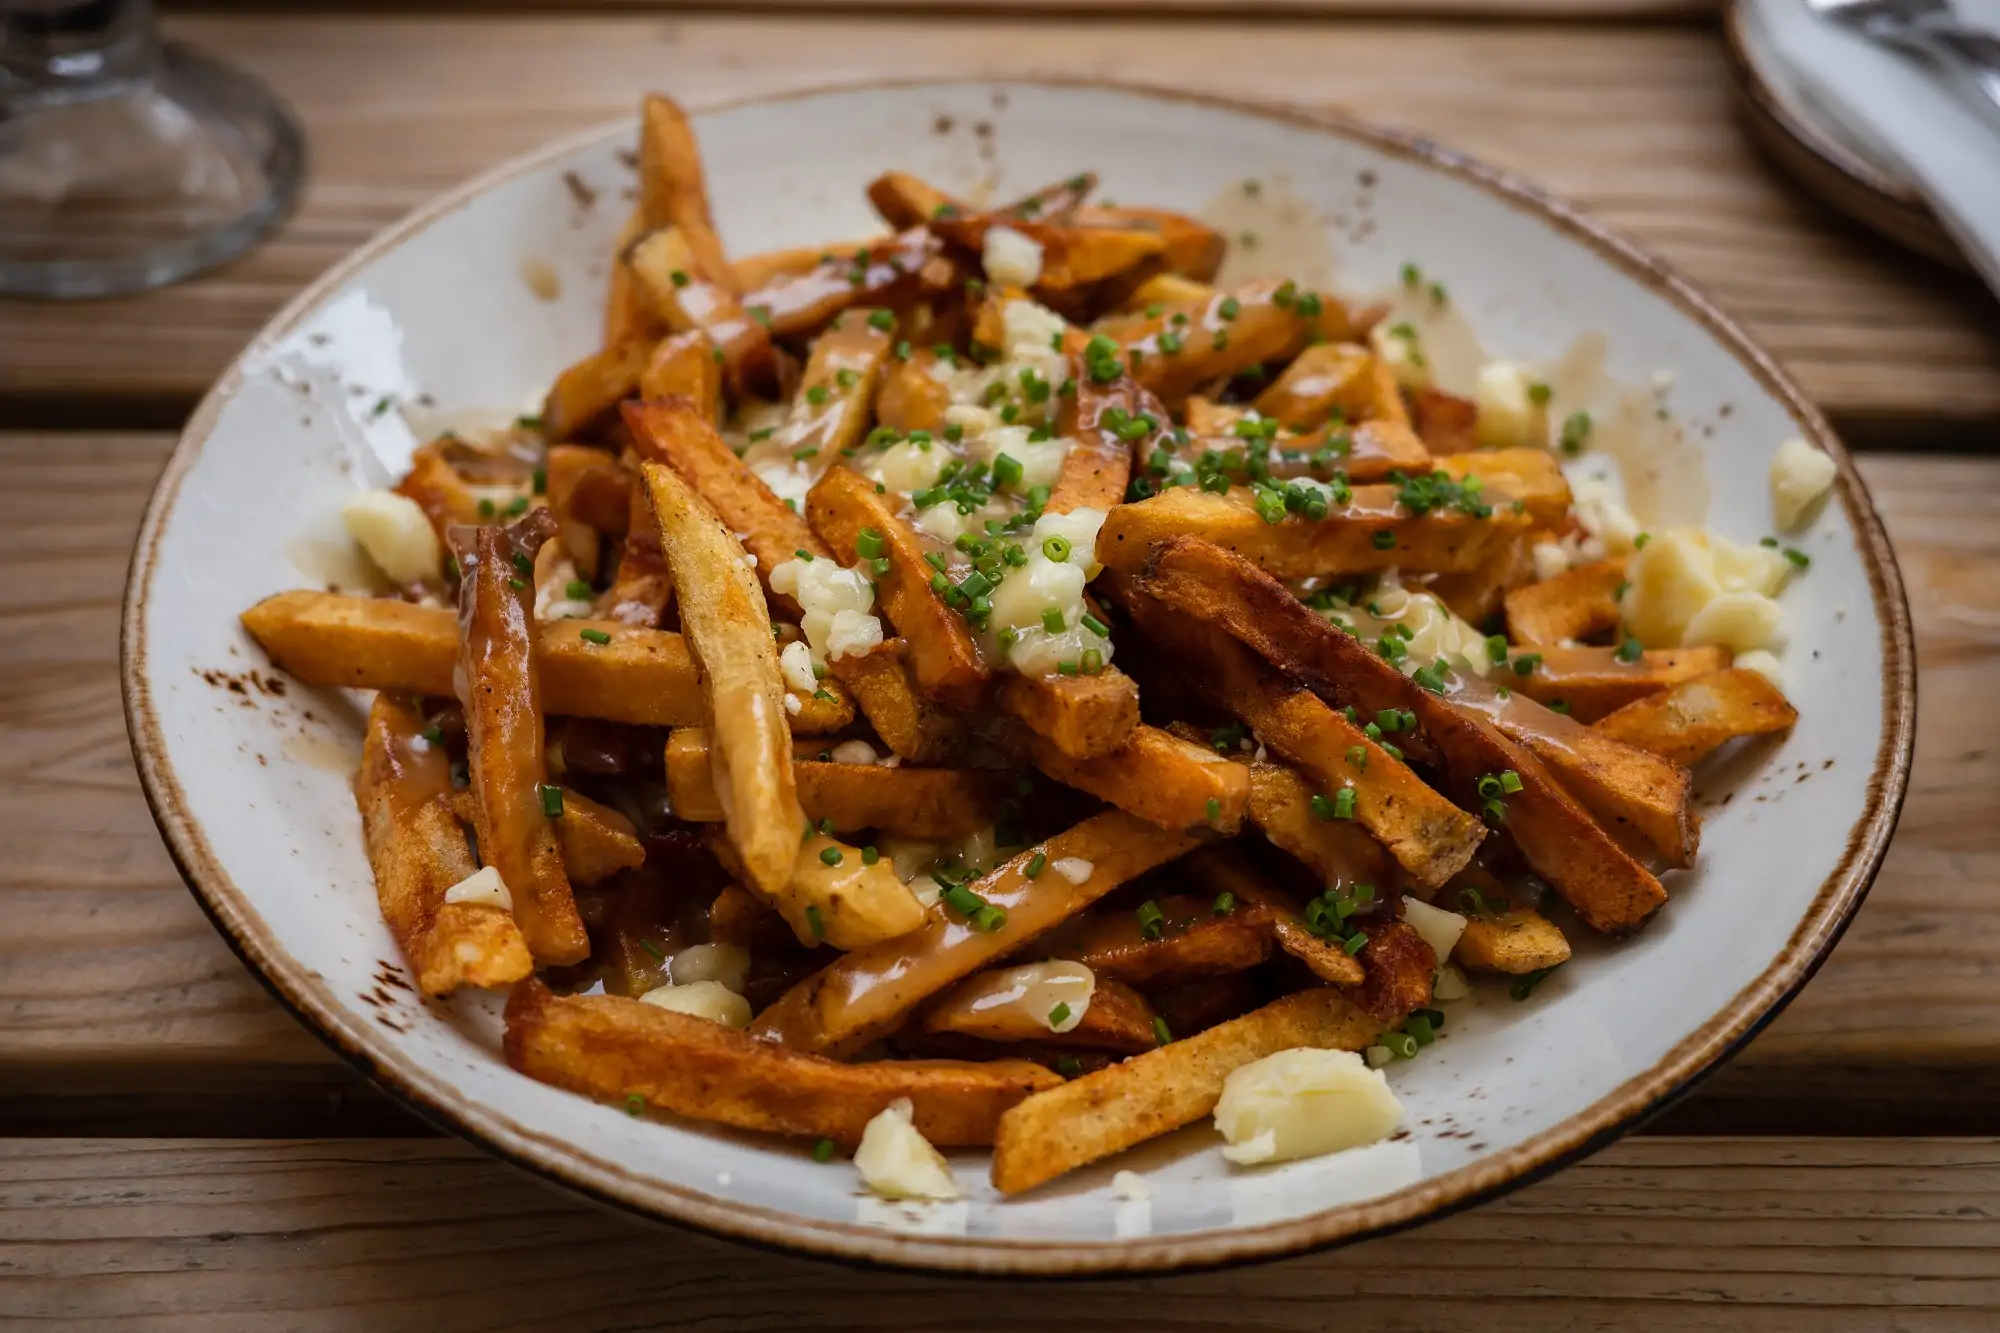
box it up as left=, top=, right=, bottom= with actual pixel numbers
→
left=1748, top=0, right=2000, bottom=296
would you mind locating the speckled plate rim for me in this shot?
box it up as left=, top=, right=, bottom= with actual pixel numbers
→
left=122, top=76, right=1917, bottom=1279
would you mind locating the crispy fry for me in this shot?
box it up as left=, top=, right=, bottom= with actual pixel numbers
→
left=624, top=226, right=774, bottom=397
left=1073, top=205, right=1226, bottom=281
left=355, top=694, right=532, bottom=994
left=1453, top=908, right=1572, bottom=975
left=1406, top=385, right=1480, bottom=453
left=636, top=94, right=734, bottom=290
left=541, top=339, right=653, bottom=443
left=1112, top=271, right=1214, bottom=313
left=1050, top=893, right=1272, bottom=985
left=1050, top=372, right=1146, bottom=514
left=1184, top=845, right=1364, bottom=986
left=598, top=482, right=675, bottom=629
left=1593, top=668, right=1799, bottom=765
left=544, top=444, right=622, bottom=578
left=775, top=833, right=929, bottom=950
left=452, top=515, right=588, bottom=964
left=743, top=228, right=953, bottom=341
left=1097, top=480, right=1533, bottom=580
left=874, top=347, right=953, bottom=434
left=806, top=465, right=991, bottom=708
left=867, top=171, right=958, bottom=229
left=732, top=237, right=888, bottom=290
left=1112, top=574, right=1483, bottom=886
left=603, top=205, right=662, bottom=348
left=394, top=445, right=485, bottom=539
left=1433, top=449, right=1572, bottom=528
left=1427, top=532, right=1532, bottom=626
left=759, top=308, right=895, bottom=463
left=994, top=668, right=1139, bottom=761
left=666, top=725, right=999, bottom=838
left=1513, top=645, right=1732, bottom=724
left=1135, top=537, right=1667, bottom=934
left=1245, top=761, right=1395, bottom=894
left=1252, top=343, right=1384, bottom=428
left=1116, top=281, right=1353, bottom=407
left=640, top=461, right=804, bottom=899
left=637, top=328, right=723, bottom=414
left=553, top=790, right=646, bottom=886
left=826, top=638, right=965, bottom=763
left=1351, top=918, right=1436, bottom=1024
left=989, top=987, right=1382, bottom=1193
left=506, top=979, right=1056, bottom=1148
left=752, top=811, right=1200, bottom=1056
left=1505, top=557, right=1627, bottom=646
left=921, top=972, right=1159, bottom=1054
left=1028, top=723, right=1248, bottom=833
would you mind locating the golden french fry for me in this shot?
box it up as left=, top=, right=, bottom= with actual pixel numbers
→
left=553, top=790, right=646, bottom=886
left=1433, top=449, right=1572, bottom=528
left=1351, top=918, right=1437, bottom=1024
left=1048, top=892, right=1272, bottom=985
left=875, top=347, right=953, bottom=434
left=636, top=93, right=735, bottom=290
left=988, top=987, right=1382, bottom=1194
left=624, top=225, right=774, bottom=397
left=1183, top=844, right=1363, bottom=987
left=826, top=638, right=965, bottom=763
left=993, top=668, right=1140, bottom=761
left=731, top=237, right=888, bottom=290
left=920, top=972, right=1159, bottom=1054
left=637, top=328, right=723, bottom=414
left=1245, top=761, right=1394, bottom=898
left=752, top=811, right=1200, bottom=1056
left=1072, top=205, right=1225, bottom=280
left=394, top=446, right=485, bottom=539
left=640, top=461, right=803, bottom=900
left=867, top=170, right=960, bottom=229
left=603, top=204, right=662, bottom=349
left=1135, top=536, right=1667, bottom=935
left=1028, top=724, right=1248, bottom=833
left=1049, top=372, right=1144, bottom=514
left=1505, top=557, right=1627, bottom=646
left=1406, top=385, right=1480, bottom=453
left=541, top=339, right=653, bottom=443
left=355, top=694, right=532, bottom=994
left=1593, top=667, right=1799, bottom=765
left=505, top=978, right=1057, bottom=1148
left=665, top=725, right=1000, bottom=838
left=1115, top=281, right=1353, bottom=407
left=742, top=228, right=953, bottom=341
left=1514, top=644, right=1732, bottom=724
left=1453, top=908, right=1573, bottom=974
left=453, top=514, right=588, bottom=965
left=543, top=444, right=622, bottom=579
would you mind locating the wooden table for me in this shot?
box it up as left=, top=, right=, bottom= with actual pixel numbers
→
left=3, top=8, right=1996, bottom=1328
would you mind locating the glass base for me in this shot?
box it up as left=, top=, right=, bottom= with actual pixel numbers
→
left=0, top=40, right=304, bottom=299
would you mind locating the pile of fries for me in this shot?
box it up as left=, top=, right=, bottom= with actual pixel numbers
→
left=244, top=94, right=1805, bottom=1196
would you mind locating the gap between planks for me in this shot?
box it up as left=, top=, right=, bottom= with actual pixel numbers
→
left=1, top=14, right=1996, bottom=444
left=0, top=1137, right=1995, bottom=1329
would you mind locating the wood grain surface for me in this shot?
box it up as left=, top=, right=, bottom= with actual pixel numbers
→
left=0, top=432, right=1993, bottom=1134
left=4, top=14, right=1995, bottom=445
left=3, top=1137, right=1995, bottom=1328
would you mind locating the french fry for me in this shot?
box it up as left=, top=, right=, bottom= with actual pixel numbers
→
left=665, top=725, right=1000, bottom=838
left=1096, top=480, right=1533, bottom=580
left=1406, top=385, right=1480, bottom=453
left=1115, top=281, right=1354, bottom=407
left=640, top=461, right=804, bottom=900
left=1183, top=845, right=1363, bottom=986
left=989, top=987, right=1382, bottom=1194
left=624, top=225, right=775, bottom=397
left=553, top=789, right=646, bottom=886
left=1427, top=532, right=1532, bottom=626
left=742, top=228, right=953, bottom=340
left=544, top=444, right=622, bottom=578
left=1110, top=271, right=1214, bottom=314
left=540, top=339, right=653, bottom=443
left=993, top=668, right=1140, bottom=761
left=1111, top=574, right=1484, bottom=886
left=355, top=694, right=532, bottom=994
left=920, top=972, right=1159, bottom=1054
left=597, top=482, right=675, bottom=629
left=1245, top=761, right=1395, bottom=896
left=453, top=514, right=589, bottom=964
left=1593, top=668, right=1799, bottom=765
left=744, top=831, right=928, bottom=951
left=731, top=237, right=889, bottom=290
left=931, top=212, right=1167, bottom=294
left=603, top=205, right=662, bottom=349
left=241, top=590, right=852, bottom=734
left=752, top=811, right=1200, bottom=1056
left=637, top=328, right=723, bottom=414
left=1351, top=918, right=1436, bottom=1024
left=1453, top=908, right=1572, bottom=974
left=1514, top=645, right=1732, bottom=724
left=1049, top=372, right=1145, bottom=514
left=1049, top=893, right=1273, bottom=985
left=636, top=93, right=735, bottom=290
left=1027, top=724, right=1248, bottom=833
left=505, top=979, right=1057, bottom=1148
left=1505, top=557, right=1627, bottom=646
left=1072, top=205, right=1226, bottom=280
left=1135, top=537, right=1667, bottom=934
left=1434, top=449, right=1572, bottom=528
left=826, top=638, right=965, bottom=763
left=1252, top=343, right=1392, bottom=429
left=756, top=308, right=894, bottom=463
left=867, top=170, right=959, bottom=229
left=394, top=445, right=486, bottom=539
left=874, top=347, right=953, bottom=434
left=806, top=465, right=990, bottom=709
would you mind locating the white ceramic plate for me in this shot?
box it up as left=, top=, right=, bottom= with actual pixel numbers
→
left=125, top=80, right=1913, bottom=1275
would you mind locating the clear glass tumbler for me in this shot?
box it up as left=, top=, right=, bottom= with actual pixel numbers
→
left=0, top=0, right=304, bottom=298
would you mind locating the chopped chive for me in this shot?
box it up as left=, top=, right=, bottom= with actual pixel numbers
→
left=1041, top=607, right=1066, bottom=634
left=970, top=904, right=1007, bottom=932
left=1485, top=634, right=1510, bottom=664
left=1343, top=930, right=1369, bottom=956
left=1081, top=613, right=1110, bottom=637
left=1784, top=546, right=1811, bottom=570
left=806, top=905, right=826, bottom=940
left=1372, top=530, right=1396, bottom=550
left=1615, top=636, right=1644, bottom=663
left=1206, top=796, right=1222, bottom=824
left=1042, top=535, right=1072, bottom=562
left=1136, top=899, right=1165, bottom=940
left=538, top=784, right=564, bottom=818
left=1152, top=1017, right=1173, bottom=1045
left=819, top=846, right=843, bottom=866
left=1057, top=1057, right=1083, bottom=1077
left=1333, top=787, right=1356, bottom=820
left=1510, top=964, right=1562, bottom=1001
left=1500, top=770, right=1523, bottom=793
left=1309, top=793, right=1338, bottom=822
left=626, top=1093, right=645, bottom=1116
left=1512, top=653, right=1542, bottom=677
left=867, top=309, right=895, bottom=332
left=813, top=1137, right=836, bottom=1162
left=580, top=627, right=612, bottom=645
left=1048, top=1002, right=1071, bottom=1028
left=1346, top=745, right=1368, bottom=769
left=1381, top=1031, right=1418, bottom=1059
left=1025, top=852, right=1047, bottom=879
left=639, top=938, right=665, bottom=961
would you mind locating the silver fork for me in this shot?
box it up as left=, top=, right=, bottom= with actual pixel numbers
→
left=1808, top=0, right=2000, bottom=129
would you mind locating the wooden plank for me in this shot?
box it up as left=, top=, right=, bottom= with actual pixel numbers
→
left=0, top=1137, right=1995, bottom=1327
left=2, top=15, right=1994, bottom=444
left=1, top=434, right=1995, bottom=1135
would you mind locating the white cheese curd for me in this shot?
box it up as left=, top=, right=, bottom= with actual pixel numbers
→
left=668, top=942, right=751, bottom=993
left=1213, top=1048, right=1404, bottom=1166
left=1733, top=648, right=1785, bottom=688
left=1621, top=528, right=1794, bottom=649
left=341, top=489, right=442, bottom=585
left=1112, top=1170, right=1150, bottom=1202
left=750, top=458, right=812, bottom=510
left=1683, top=589, right=1786, bottom=655
left=1319, top=575, right=1490, bottom=677
left=978, top=424, right=1068, bottom=493
left=983, top=226, right=1045, bottom=288
left=534, top=554, right=594, bottom=621
left=1569, top=472, right=1644, bottom=557
left=1368, top=321, right=1430, bottom=389
left=942, top=402, right=997, bottom=440
left=638, top=980, right=752, bottom=1029
left=982, top=508, right=1114, bottom=676
left=769, top=556, right=882, bottom=666
left=854, top=1098, right=961, bottom=1200
left=1472, top=361, right=1548, bottom=450
left=1400, top=895, right=1468, bottom=965
left=867, top=438, right=949, bottom=494
left=1530, top=540, right=1572, bottom=582
left=1432, top=963, right=1473, bottom=1002
left=1000, top=297, right=1066, bottom=361
left=1051, top=856, right=1095, bottom=885
left=778, top=639, right=819, bottom=694
left=782, top=693, right=803, bottom=717
left=953, top=961, right=1096, bottom=1035
left=911, top=501, right=971, bottom=545
left=829, top=739, right=881, bottom=766
left=442, top=865, right=512, bottom=912
left=1034, top=508, right=1106, bottom=578
left=1770, top=436, right=1837, bottom=532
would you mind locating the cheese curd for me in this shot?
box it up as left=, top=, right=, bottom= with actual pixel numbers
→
left=1213, top=1048, right=1404, bottom=1166
left=1770, top=436, right=1837, bottom=532
left=750, top=458, right=813, bottom=510
left=639, top=980, right=752, bottom=1029
left=1620, top=528, right=1791, bottom=652
left=868, top=438, right=950, bottom=494
left=1569, top=472, right=1644, bottom=557
left=854, top=1098, right=960, bottom=1200
left=1368, top=321, right=1429, bottom=389
left=668, top=942, right=751, bottom=993
left=1473, top=361, right=1548, bottom=450
left=341, top=489, right=442, bottom=585
left=1319, top=575, right=1492, bottom=677
left=1050, top=856, right=1094, bottom=885
left=442, top=865, right=512, bottom=912
left=768, top=556, right=883, bottom=666
left=1401, top=895, right=1469, bottom=965
left=949, top=960, right=1096, bottom=1035
left=1733, top=648, right=1785, bottom=688
left=828, top=739, right=881, bottom=765
left=778, top=639, right=818, bottom=693
left=983, top=226, right=1045, bottom=288
left=986, top=508, right=1115, bottom=677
